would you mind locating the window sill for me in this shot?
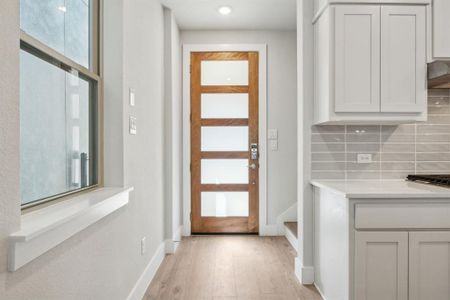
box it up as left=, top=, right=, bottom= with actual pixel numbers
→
left=8, top=187, right=133, bottom=271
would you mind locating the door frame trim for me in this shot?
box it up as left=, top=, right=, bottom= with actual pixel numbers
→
left=182, top=44, right=268, bottom=236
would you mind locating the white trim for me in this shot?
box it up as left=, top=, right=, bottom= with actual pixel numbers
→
left=314, top=283, right=328, bottom=300
left=276, top=203, right=298, bottom=235
left=295, top=257, right=315, bottom=285
left=285, top=226, right=298, bottom=252
left=164, top=239, right=180, bottom=254
left=127, top=242, right=165, bottom=300
left=182, top=44, right=268, bottom=236
left=8, top=187, right=133, bottom=271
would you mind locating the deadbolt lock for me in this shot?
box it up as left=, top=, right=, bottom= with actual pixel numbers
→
left=250, top=143, right=258, bottom=160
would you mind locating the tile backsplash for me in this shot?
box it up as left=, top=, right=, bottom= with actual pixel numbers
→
left=311, top=90, right=450, bottom=180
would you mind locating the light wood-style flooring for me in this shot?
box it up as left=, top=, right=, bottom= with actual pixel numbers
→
left=144, top=236, right=322, bottom=300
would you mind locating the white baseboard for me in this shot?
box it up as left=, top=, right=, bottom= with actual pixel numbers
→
left=164, top=239, right=180, bottom=254
left=295, top=257, right=314, bottom=285
left=259, top=224, right=280, bottom=236
left=127, top=242, right=165, bottom=300
left=314, top=282, right=327, bottom=300
left=173, top=225, right=182, bottom=242
left=284, top=225, right=298, bottom=252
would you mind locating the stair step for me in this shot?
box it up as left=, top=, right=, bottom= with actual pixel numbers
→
left=284, top=221, right=298, bottom=238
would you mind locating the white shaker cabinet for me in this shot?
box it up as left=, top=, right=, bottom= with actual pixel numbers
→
left=409, top=231, right=450, bottom=300
left=430, top=0, right=450, bottom=59
left=354, top=231, right=409, bottom=300
left=314, top=4, right=428, bottom=124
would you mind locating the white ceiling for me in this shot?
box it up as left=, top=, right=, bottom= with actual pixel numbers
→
left=160, top=0, right=297, bottom=30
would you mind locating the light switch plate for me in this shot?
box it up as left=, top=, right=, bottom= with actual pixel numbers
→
left=357, top=153, right=372, bottom=164
left=270, top=140, right=278, bottom=151
left=268, top=129, right=278, bottom=140
left=129, top=88, right=136, bottom=107
left=129, top=116, right=137, bottom=135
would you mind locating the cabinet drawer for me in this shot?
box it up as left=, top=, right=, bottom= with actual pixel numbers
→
left=355, top=203, right=450, bottom=229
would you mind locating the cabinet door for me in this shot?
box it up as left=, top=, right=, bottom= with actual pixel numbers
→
left=335, top=5, right=381, bottom=113
left=380, top=6, right=426, bottom=113
left=432, top=0, right=450, bottom=59
left=409, top=232, right=450, bottom=300
left=355, top=231, right=408, bottom=300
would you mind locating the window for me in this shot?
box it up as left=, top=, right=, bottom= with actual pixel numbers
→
left=20, top=0, right=100, bottom=207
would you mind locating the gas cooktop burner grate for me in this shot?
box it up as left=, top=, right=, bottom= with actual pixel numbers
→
left=407, top=174, right=450, bottom=186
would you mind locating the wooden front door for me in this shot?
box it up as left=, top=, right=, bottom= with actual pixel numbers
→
left=191, top=52, right=259, bottom=233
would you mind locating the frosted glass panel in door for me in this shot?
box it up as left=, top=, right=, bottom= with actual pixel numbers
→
left=201, top=61, right=249, bottom=86
left=201, top=159, right=248, bottom=184
left=201, top=127, right=248, bottom=151
left=201, top=93, right=249, bottom=118
left=201, top=192, right=249, bottom=217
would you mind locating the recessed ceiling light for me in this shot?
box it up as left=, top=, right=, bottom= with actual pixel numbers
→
left=218, top=6, right=232, bottom=15
left=58, top=6, right=67, bottom=13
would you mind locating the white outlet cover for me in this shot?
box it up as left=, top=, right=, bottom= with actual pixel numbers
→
left=129, top=89, right=136, bottom=106
left=357, top=153, right=373, bottom=164
left=268, top=129, right=278, bottom=140
left=129, top=116, right=137, bottom=135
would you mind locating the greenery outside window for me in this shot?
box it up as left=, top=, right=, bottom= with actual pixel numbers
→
left=20, top=0, right=101, bottom=208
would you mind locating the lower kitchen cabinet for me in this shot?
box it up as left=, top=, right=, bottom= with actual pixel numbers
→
left=409, top=232, right=450, bottom=300
left=354, top=232, right=408, bottom=300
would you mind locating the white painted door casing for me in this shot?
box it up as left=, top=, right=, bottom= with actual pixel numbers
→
left=354, top=231, right=408, bottom=300
left=409, top=231, right=450, bottom=300
left=380, top=5, right=427, bottom=113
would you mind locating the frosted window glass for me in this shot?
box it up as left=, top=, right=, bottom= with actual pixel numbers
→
left=201, top=94, right=248, bottom=119
left=20, top=0, right=90, bottom=68
left=201, top=61, right=248, bottom=86
left=201, top=127, right=248, bottom=151
left=201, top=159, right=248, bottom=184
left=201, top=192, right=249, bottom=217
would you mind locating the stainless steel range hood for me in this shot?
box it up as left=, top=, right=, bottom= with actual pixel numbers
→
left=428, top=61, right=450, bottom=89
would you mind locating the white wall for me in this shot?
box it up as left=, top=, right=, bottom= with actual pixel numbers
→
left=0, top=0, right=167, bottom=299
left=181, top=30, right=298, bottom=224
left=163, top=8, right=183, bottom=244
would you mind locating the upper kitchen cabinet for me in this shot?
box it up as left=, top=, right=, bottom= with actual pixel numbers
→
left=313, top=2, right=428, bottom=125
left=429, top=0, right=450, bottom=60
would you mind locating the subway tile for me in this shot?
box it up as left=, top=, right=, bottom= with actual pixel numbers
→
left=380, top=162, right=415, bottom=171
left=346, top=153, right=380, bottom=162
left=311, top=171, right=345, bottom=180
left=416, top=134, right=450, bottom=143
left=311, top=134, right=345, bottom=143
left=347, top=172, right=380, bottom=180
left=428, top=105, right=450, bottom=115
left=428, top=89, right=450, bottom=97
left=312, top=125, right=345, bottom=134
left=381, top=134, right=415, bottom=143
left=311, top=143, right=345, bottom=152
left=346, top=134, right=380, bottom=143
left=312, top=162, right=346, bottom=171
left=380, top=153, right=415, bottom=162
left=381, top=125, right=415, bottom=135
left=380, top=143, right=415, bottom=153
left=347, top=143, right=381, bottom=152
left=424, top=115, right=450, bottom=124
left=346, top=162, right=380, bottom=171
left=416, top=162, right=450, bottom=171
left=416, top=143, right=450, bottom=152
left=416, top=152, right=450, bottom=161
left=347, top=125, right=380, bottom=134
left=381, top=172, right=410, bottom=180
left=417, top=125, right=450, bottom=134
left=312, top=153, right=346, bottom=162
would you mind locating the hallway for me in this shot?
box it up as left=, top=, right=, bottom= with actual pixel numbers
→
left=144, top=236, right=321, bottom=300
